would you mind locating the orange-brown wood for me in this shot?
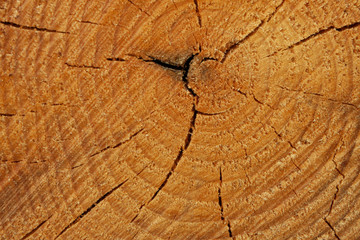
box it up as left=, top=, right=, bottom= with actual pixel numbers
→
left=1, top=0, right=360, bottom=239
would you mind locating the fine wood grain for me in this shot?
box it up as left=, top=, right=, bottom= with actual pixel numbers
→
left=1, top=0, right=360, bottom=239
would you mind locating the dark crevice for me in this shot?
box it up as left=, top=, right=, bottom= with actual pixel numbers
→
left=327, top=99, right=359, bottom=110
left=197, top=110, right=227, bottom=116
left=127, top=0, right=150, bottom=16
left=268, top=20, right=360, bottom=57
left=193, top=0, right=202, bottom=27
left=305, top=92, right=323, bottom=97
left=287, top=140, right=297, bottom=150
left=218, top=168, right=224, bottom=220
left=184, top=105, right=197, bottom=149
left=200, top=57, right=217, bottom=63
left=126, top=53, right=199, bottom=97
left=2, top=160, right=21, bottom=163
left=182, top=54, right=199, bottom=97
left=243, top=166, right=251, bottom=184
left=292, top=190, right=299, bottom=197
left=218, top=167, right=234, bottom=239
left=106, top=57, right=126, bottom=62
left=291, top=159, right=301, bottom=171
left=127, top=54, right=182, bottom=70
left=65, top=63, right=102, bottom=69
left=335, top=21, right=360, bottom=32
left=71, top=163, right=84, bottom=169
left=147, top=56, right=183, bottom=71
left=227, top=222, right=234, bottom=238
left=252, top=95, right=264, bottom=105
left=232, top=88, right=247, bottom=97
left=0, top=21, right=70, bottom=34
left=1, top=160, right=46, bottom=164
left=90, top=128, right=144, bottom=157
left=20, top=216, right=51, bottom=240
left=328, top=186, right=340, bottom=215
left=29, top=160, right=46, bottom=164
left=324, top=218, right=341, bottom=240
left=251, top=94, right=276, bottom=110
left=335, top=166, right=345, bottom=178
left=55, top=179, right=129, bottom=239
left=331, top=147, right=345, bottom=179
left=77, top=20, right=101, bottom=25
left=130, top=204, right=144, bottom=223
left=0, top=113, right=16, bottom=117
left=275, top=132, right=296, bottom=151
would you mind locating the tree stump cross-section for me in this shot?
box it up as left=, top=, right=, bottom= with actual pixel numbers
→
left=1, top=0, right=360, bottom=239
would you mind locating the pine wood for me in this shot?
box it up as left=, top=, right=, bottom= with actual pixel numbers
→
left=1, top=0, right=360, bottom=239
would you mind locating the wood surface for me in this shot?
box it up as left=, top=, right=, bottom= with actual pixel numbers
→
left=1, top=0, right=360, bottom=239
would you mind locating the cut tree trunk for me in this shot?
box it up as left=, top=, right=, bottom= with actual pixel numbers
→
left=1, top=0, right=360, bottom=239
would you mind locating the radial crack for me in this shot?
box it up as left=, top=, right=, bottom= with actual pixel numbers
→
left=221, top=20, right=264, bottom=63
left=266, top=0, right=285, bottom=23
left=55, top=165, right=149, bottom=239
left=327, top=143, right=345, bottom=216
left=127, top=53, right=199, bottom=223
left=55, top=177, right=133, bottom=239
left=324, top=218, right=341, bottom=240
left=131, top=105, right=198, bottom=223
left=268, top=21, right=360, bottom=57
left=127, top=0, right=150, bottom=16
left=336, top=21, right=360, bottom=31
left=71, top=163, right=84, bottom=169
left=0, top=21, right=70, bottom=34
left=328, top=186, right=340, bottom=216
left=322, top=142, right=345, bottom=240
left=221, top=0, right=285, bottom=62
left=90, top=128, right=144, bottom=157
left=218, top=167, right=234, bottom=239
left=20, top=216, right=51, bottom=240
left=331, top=142, right=345, bottom=179
left=277, top=85, right=359, bottom=110
left=193, top=0, right=202, bottom=27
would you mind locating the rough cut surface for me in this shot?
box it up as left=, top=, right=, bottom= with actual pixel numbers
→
left=1, top=0, right=360, bottom=239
